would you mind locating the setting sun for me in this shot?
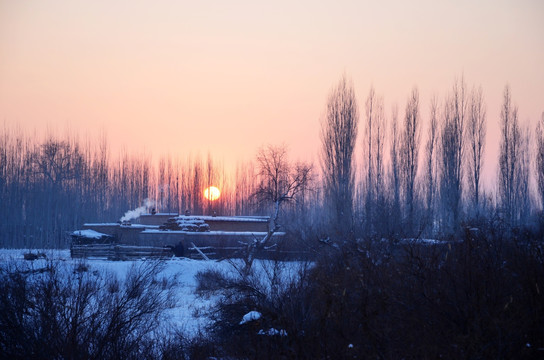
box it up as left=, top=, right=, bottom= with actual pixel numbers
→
left=204, top=186, right=221, bottom=201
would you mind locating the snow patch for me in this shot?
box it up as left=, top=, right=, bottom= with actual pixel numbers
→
left=0, top=250, right=308, bottom=339
left=239, top=311, right=262, bottom=325
left=175, top=217, right=210, bottom=232
left=142, top=230, right=285, bottom=236
left=258, top=328, right=287, bottom=336
left=72, top=229, right=109, bottom=239
left=400, top=238, right=442, bottom=245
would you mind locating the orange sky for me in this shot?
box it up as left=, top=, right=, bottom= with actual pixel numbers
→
left=1, top=0, right=543, bottom=188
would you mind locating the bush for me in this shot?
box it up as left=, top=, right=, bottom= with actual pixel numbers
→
left=196, top=225, right=544, bottom=359
left=0, top=259, right=175, bottom=359
left=194, top=260, right=315, bottom=358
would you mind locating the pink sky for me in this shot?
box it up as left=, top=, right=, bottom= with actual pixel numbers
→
left=1, top=0, right=543, bottom=189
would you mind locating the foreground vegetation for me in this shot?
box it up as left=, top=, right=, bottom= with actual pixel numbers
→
left=0, top=260, right=183, bottom=359
left=2, top=221, right=541, bottom=359
left=194, top=223, right=543, bottom=359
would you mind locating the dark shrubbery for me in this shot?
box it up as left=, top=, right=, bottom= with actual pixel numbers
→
left=194, top=260, right=315, bottom=359
left=197, top=225, right=544, bottom=359
left=2, top=225, right=541, bottom=359
left=0, top=260, right=177, bottom=360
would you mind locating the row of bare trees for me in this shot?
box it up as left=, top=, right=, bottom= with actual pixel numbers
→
left=1, top=75, right=543, bottom=248
left=0, top=129, right=303, bottom=248
left=321, top=75, right=543, bottom=240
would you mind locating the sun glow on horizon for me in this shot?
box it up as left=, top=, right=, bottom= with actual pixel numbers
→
left=204, top=186, right=221, bottom=201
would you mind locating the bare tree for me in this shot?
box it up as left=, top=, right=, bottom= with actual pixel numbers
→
left=205, top=153, right=216, bottom=215
left=374, top=96, right=387, bottom=232
left=31, top=138, right=85, bottom=247
left=389, top=104, right=402, bottom=235
left=93, top=133, right=110, bottom=218
left=401, top=87, right=421, bottom=234
left=440, top=76, right=467, bottom=235
left=516, top=126, right=531, bottom=224
left=192, top=157, right=204, bottom=215
left=498, top=85, right=521, bottom=225
left=363, top=86, right=376, bottom=233
left=320, top=75, right=359, bottom=238
left=467, top=86, right=486, bottom=217
left=33, top=139, right=83, bottom=188
left=424, top=95, right=439, bottom=232
left=235, top=161, right=258, bottom=215
left=362, top=87, right=386, bottom=235
left=244, top=144, right=312, bottom=273
left=536, top=112, right=544, bottom=211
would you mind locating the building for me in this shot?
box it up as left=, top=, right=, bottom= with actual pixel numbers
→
left=70, top=213, right=284, bottom=260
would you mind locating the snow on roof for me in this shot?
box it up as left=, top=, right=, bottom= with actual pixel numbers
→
left=172, top=218, right=210, bottom=232
left=142, top=230, right=285, bottom=236
left=119, top=224, right=155, bottom=229
left=72, top=229, right=110, bottom=239
left=83, top=223, right=159, bottom=229
left=140, top=213, right=179, bottom=216
left=83, top=223, right=120, bottom=226
left=175, top=215, right=269, bottom=223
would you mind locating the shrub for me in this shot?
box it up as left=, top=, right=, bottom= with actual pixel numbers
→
left=196, top=225, right=544, bottom=359
left=0, top=260, right=175, bottom=359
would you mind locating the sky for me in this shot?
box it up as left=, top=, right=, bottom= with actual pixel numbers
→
left=1, top=0, right=543, bottom=185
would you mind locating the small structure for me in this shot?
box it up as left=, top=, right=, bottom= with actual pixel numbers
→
left=70, top=213, right=285, bottom=260
left=69, top=228, right=172, bottom=260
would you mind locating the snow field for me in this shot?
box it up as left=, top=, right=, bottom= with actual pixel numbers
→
left=0, top=249, right=309, bottom=339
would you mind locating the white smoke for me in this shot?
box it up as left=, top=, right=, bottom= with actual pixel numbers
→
left=120, top=198, right=156, bottom=222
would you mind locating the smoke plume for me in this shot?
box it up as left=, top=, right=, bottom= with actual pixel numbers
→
left=120, top=198, right=155, bottom=222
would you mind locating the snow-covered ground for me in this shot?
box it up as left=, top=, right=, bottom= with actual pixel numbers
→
left=0, top=249, right=308, bottom=338
left=0, top=249, right=235, bottom=337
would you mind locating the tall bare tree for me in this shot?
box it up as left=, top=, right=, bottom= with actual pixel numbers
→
left=401, top=87, right=421, bottom=234
left=192, top=158, right=204, bottom=215
left=320, top=75, right=359, bottom=238
left=466, top=86, right=486, bottom=216
left=235, top=161, right=257, bottom=215
left=362, top=87, right=386, bottom=234
left=32, top=138, right=85, bottom=247
left=373, top=96, right=386, bottom=231
left=536, top=112, right=544, bottom=211
left=516, top=126, right=531, bottom=223
left=389, top=104, right=402, bottom=235
left=498, top=85, right=521, bottom=225
left=424, top=95, right=439, bottom=232
left=363, top=86, right=376, bottom=232
left=440, top=76, right=467, bottom=234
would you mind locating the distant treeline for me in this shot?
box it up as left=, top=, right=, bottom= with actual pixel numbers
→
left=1, top=75, right=544, bottom=248
left=320, top=76, right=544, bottom=241
left=0, top=129, right=285, bottom=248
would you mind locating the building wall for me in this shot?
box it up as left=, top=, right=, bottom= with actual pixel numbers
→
left=205, top=219, right=269, bottom=232
left=82, top=224, right=147, bottom=245
left=138, top=214, right=178, bottom=226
